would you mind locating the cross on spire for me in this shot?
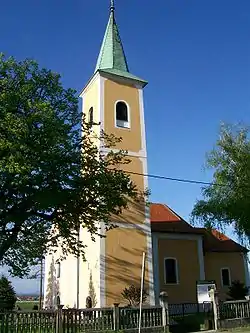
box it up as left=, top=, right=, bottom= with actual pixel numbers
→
left=110, top=0, right=115, bottom=12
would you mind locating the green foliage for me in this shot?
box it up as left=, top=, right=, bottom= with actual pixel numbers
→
left=228, top=280, right=249, bottom=300
left=44, top=257, right=59, bottom=309
left=0, top=276, right=17, bottom=311
left=192, top=124, right=250, bottom=241
left=0, top=54, right=142, bottom=277
left=121, top=284, right=148, bottom=307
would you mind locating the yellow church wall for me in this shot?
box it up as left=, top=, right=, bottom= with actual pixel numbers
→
left=81, top=75, right=101, bottom=147
left=112, top=156, right=147, bottom=225
left=104, top=227, right=149, bottom=306
left=157, top=238, right=200, bottom=303
left=204, top=252, right=246, bottom=301
left=82, top=76, right=99, bottom=122
left=103, top=79, right=142, bottom=153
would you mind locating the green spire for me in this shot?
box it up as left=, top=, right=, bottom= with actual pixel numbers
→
left=95, top=0, right=129, bottom=73
left=95, top=1, right=147, bottom=87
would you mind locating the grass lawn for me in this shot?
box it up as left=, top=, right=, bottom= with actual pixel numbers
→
left=16, top=301, right=39, bottom=310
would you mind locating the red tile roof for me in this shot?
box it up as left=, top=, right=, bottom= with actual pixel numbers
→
left=150, top=203, right=203, bottom=234
left=150, top=203, right=248, bottom=253
left=196, top=228, right=247, bottom=253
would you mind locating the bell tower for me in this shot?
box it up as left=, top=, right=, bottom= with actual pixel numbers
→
left=79, top=0, right=155, bottom=307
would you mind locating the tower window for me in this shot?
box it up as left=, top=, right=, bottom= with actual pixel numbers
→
left=221, top=268, right=231, bottom=287
left=57, top=262, right=61, bottom=278
left=164, top=258, right=178, bottom=284
left=115, top=101, right=129, bottom=128
left=89, top=107, right=94, bottom=126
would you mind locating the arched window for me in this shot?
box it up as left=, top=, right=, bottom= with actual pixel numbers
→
left=116, top=101, right=129, bottom=128
left=88, top=107, right=94, bottom=126
left=57, top=262, right=61, bottom=278
left=164, top=258, right=178, bottom=284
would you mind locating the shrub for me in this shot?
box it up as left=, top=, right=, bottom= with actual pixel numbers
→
left=228, top=280, right=249, bottom=300
left=121, top=285, right=148, bottom=307
left=0, top=276, right=17, bottom=311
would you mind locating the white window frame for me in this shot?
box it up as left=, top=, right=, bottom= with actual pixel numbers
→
left=164, top=257, right=179, bottom=285
left=220, top=267, right=231, bottom=287
left=114, top=100, right=130, bottom=129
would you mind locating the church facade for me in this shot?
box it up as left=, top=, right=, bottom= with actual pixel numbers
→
left=43, top=1, right=249, bottom=308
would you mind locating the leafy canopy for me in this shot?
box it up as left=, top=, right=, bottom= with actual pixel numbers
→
left=192, top=124, right=250, bottom=241
left=0, top=54, right=141, bottom=277
left=0, top=276, right=17, bottom=311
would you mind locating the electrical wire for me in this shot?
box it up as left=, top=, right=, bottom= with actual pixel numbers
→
left=124, top=170, right=224, bottom=187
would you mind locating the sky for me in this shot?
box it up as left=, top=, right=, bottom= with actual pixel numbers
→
left=1, top=0, right=250, bottom=294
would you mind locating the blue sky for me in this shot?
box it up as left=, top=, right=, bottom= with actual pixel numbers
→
left=1, top=0, right=250, bottom=293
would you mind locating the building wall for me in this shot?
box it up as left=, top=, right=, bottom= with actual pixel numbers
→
left=104, top=226, right=149, bottom=306
left=103, top=79, right=142, bottom=152
left=43, top=252, right=78, bottom=309
left=152, top=233, right=204, bottom=304
left=204, top=252, right=246, bottom=300
left=101, top=75, right=154, bottom=306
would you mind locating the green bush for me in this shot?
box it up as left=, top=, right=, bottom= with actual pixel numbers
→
left=121, top=285, right=148, bottom=306
left=0, top=276, right=17, bottom=311
left=228, top=280, right=249, bottom=300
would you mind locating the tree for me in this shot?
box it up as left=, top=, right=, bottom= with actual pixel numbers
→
left=44, top=257, right=59, bottom=309
left=0, top=276, right=17, bottom=311
left=0, top=54, right=141, bottom=277
left=228, top=280, right=249, bottom=300
left=192, top=124, right=250, bottom=241
left=121, top=285, right=148, bottom=307
left=88, top=270, right=97, bottom=307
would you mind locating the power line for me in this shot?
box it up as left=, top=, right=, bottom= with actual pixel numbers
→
left=124, top=170, right=224, bottom=187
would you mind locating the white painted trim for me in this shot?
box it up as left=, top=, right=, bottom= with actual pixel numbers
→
left=114, top=100, right=131, bottom=129
left=138, top=89, right=147, bottom=159
left=111, top=221, right=150, bottom=232
left=163, top=257, right=179, bottom=285
left=80, top=72, right=100, bottom=97
left=98, top=71, right=146, bottom=89
left=137, top=87, right=154, bottom=305
left=220, top=267, right=231, bottom=287
left=101, top=147, right=147, bottom=159
left=100, top=223, right=106, bottom=307
left=99, top=76, right=105, bottom=132
left=197, top=237, right=205, bottom=280
left=99, top=75, right=105, bottom=306
left=243, top=254, right=250, bottom=291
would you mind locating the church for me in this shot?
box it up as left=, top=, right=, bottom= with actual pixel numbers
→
left=43, top=1, right=249, bottom=308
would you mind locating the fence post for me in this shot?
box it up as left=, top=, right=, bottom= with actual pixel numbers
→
left=209, top=287, right=218, bottom=331
left=159, top=291, right=169, bottom=333
left=113, top=303, right=120, bottom=331
left=56, top=296, right=64, bottom=333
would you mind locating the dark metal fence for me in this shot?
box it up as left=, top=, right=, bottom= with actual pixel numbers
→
left=169, top=302, right=213, bottom=333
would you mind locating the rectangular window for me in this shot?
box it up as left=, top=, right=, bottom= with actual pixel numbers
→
left=164, top=258, right=178, bottom=284
left=57, top=262, right=61, bottom=278
left=221, top=268, right=231, bottom=287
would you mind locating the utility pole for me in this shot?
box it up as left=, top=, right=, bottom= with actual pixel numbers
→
left=39, top=258, right=43, bottom=310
